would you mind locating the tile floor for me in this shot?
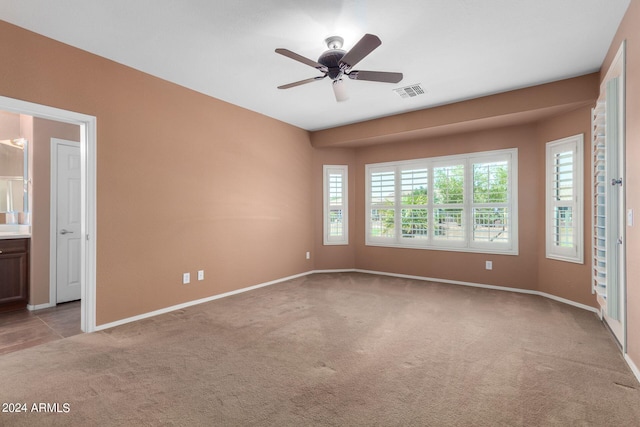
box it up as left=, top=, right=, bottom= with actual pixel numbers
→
left=0, top=301, right=82, bottom=355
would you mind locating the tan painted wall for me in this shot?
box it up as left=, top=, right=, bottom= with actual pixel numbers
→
left=601, top=0, right=640, bottom=371
left=313, top=105, right=597, bottom=307
left=0, top=111, right=23, bottom=178
left=0, top=21, right=314, bottom=325
left=535, top=106, right=594, bottom=307
left=351, top=125, right=541, bottom=291
left=0, top=110, right=21, bottom=140
left=30, top=118, right=81, bottom=305
left=312, top=148, right=356, bottom=270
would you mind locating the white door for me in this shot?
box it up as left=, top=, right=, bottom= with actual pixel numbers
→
left=53, top=139, right=82, bottom=303
left=600, top=66, right=626, bottom=349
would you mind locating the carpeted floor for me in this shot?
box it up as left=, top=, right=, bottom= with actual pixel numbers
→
left=0, top=272, right=638, bottom=426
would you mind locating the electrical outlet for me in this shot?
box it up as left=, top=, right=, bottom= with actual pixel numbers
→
left=198, top=270, right=204, bottom=281
left=183, top=272, right=190, bottom=284
left=485, top=261, right=493, bottom=270
left=306, top=252, right=310, bottom=260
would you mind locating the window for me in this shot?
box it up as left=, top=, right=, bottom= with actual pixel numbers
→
left=323, top=165, right=348, bottom=245
left=545, top=134, right=583, bottom=263
left=366, top=149, right=517, bottom=255
left=471, top=157, right=511, bottom=249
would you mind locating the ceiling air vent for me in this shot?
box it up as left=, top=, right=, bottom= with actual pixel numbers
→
left=394, top=84, right=425, bottom=99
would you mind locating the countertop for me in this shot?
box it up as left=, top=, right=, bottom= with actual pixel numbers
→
left=0, top=224, right=31, bottom=240
left=0, top=231, right=31, bottom=240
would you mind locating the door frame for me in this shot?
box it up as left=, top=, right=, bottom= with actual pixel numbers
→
left=50, top=138, right=82, bottom=306
left=0, top=95, right=97, bottom=333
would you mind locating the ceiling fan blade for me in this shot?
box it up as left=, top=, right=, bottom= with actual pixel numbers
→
left=339, top=34, right=381, bottom=69
left=277, top=75, right=326, bottom=89
left=347, top=70, right=403, bottom=83
left=275, top=48, right=328, bottom=72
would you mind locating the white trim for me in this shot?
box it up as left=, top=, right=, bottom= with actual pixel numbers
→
left=323, top=165, right=348, bottom=245
left=545, top=134, right=584, bottom=264
left=26, top=302, right=56, bottom=311
left=352, top=269, right=599, bottom=313
left=95, top=271, right=311, bottom=331
left=0, top=96, right=97, bottom=333
left=95, top=268, right=600, bottom=334
left=365, top=148, right=518, bottom=255
left=624, top=354, right=640, bottom=385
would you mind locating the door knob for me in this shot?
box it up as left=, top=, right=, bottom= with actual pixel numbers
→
left=60, top=229, right=74, bottom=235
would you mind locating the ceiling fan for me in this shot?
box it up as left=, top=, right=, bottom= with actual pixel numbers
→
left=275, top=34, right=403, bottom=102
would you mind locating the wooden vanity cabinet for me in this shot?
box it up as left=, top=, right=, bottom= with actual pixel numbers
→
left=0, top=238, right=29, bottom=312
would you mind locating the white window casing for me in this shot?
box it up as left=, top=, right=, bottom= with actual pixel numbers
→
left=323, top=165, right=348, bottom=245
left=545, top=134, right=584, bottom=264
left=365, top=148, right=518, bottom=255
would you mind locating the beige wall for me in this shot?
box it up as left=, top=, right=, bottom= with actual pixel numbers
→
left=535, top=106, right=593, bottom=307
left=601, top=0, right=640, bottom=371
left=0, top=110, right=21, bottom=139
left=29, top=118, right=81, bottom=305
left=0, top=111, right=24, bottom=177
left=312, top=80, right=597, bottom=308
left=312, top=148, right=357, bottom=270
left=351, top=125, right=540, bottom=290
left=0, top=20, right=314, bottom=325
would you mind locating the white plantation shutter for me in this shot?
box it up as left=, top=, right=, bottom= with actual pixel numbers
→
left=470, top=155, right=513, bottom=251
left=368, top=166, right=396, bottom=240
left=432, top=163, right=465, bottom=245
left=323, top=165, right=348, bottom=245
left=400, top=168, right=428, bottom=241
left=546, top=135, right=583, bottom=263
left=591, top=77, right=623, bottom=321
left=365, top=148, right=517, bottom=255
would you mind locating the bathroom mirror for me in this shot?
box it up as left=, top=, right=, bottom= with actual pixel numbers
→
left=0, top=138, right=28, bottom=216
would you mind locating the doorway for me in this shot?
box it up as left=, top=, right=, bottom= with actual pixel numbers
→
left=0, top=96, right=97, bottom=333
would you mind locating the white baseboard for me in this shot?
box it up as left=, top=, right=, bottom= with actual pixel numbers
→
left=353, top=269, right=599, bottom=313
left=95, top=268, right=599, bottom=333
left=96, top=267, right=600, bottom=332
left=625, top=354, right=640, bottom=385
left=27, top=302, right=56, bottom=311
left=95, top=271, right=313, bottom=332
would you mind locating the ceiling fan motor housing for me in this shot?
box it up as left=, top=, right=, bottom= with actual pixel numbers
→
left=318, top=49, right=346, bottom=80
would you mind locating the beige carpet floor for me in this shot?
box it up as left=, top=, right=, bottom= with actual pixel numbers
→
left=0, top=272, right=638, bottom=426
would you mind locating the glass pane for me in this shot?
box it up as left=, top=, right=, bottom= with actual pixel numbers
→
left=433, top=165, right=464, bottom=204
left=554, top=151, right=573, bottom=201
left=371, top=171, right=395, bottom=205
left=473, top=161, right=508, bottom=203
left=370, top=209, right=395, bottom=238
left=329, top=209, right=343, bottom=237
left=401, top=208, right=428, bottom=239
left=553, top=206, right=574, bottom=247
left=401, top=168, right=428, bottom=205
left=473, top=208, right=509, bottom=243
left=434, top=208, right=464, bottom=240
left=328, top=173, right=343, bottom=206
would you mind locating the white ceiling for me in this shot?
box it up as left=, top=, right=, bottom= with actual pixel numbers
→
left=0, top=0, right=631, bottom=131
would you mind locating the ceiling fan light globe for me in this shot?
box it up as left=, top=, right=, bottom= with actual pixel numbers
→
left=333, top=79, right=348, bottom=102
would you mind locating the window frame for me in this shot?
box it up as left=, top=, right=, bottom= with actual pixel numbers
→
left=545, top=134, right=584, bottom=264
left=365, top=148, right=518, bottom=255
left=323, top=165, right=349, bottom=245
